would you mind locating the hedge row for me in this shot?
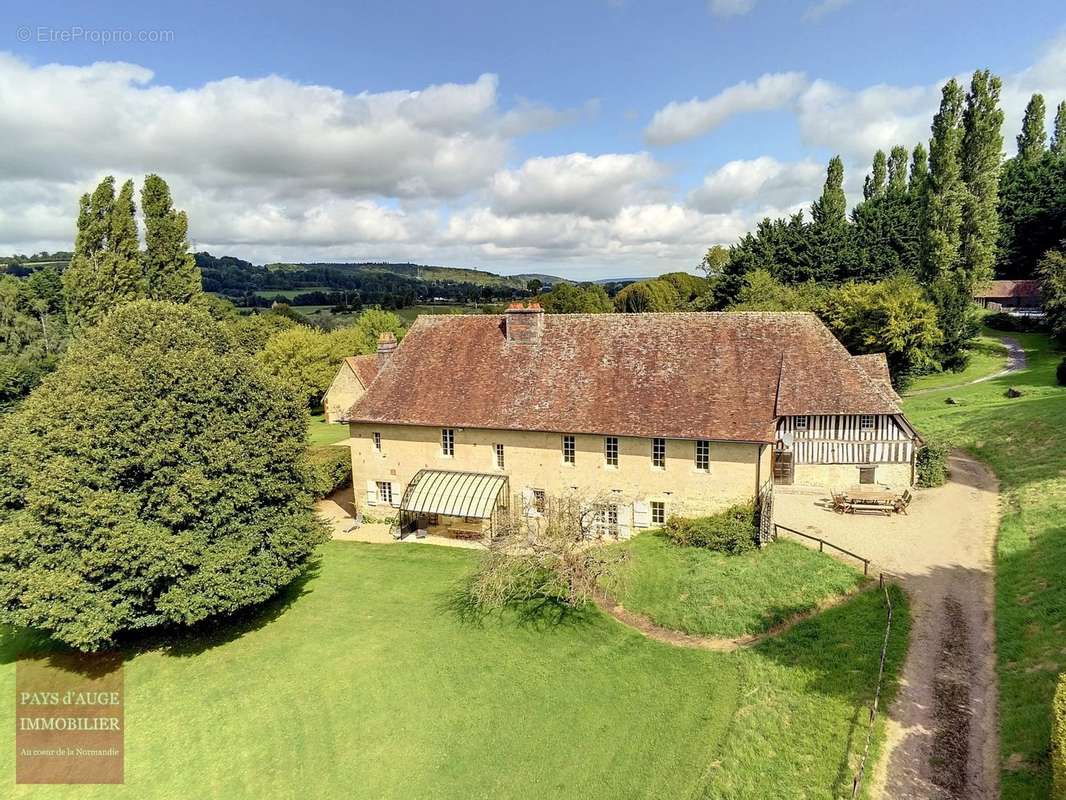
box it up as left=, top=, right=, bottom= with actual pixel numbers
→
left=1054, top=673, right=1066, bottom=800
left=303, top=445, right=352, bottom=499
left=662, top=502, right=757, bottom=555
left=983, top=311, right=1049, bottom=333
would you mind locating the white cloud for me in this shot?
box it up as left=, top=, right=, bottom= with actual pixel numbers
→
left=688, top=157, right=824, bottom=214
left=803, top=0, right=853, bottom=21
left=490, top=153, right=667, bottom=219
left=644, top=72, right=808, bottom=146
left=707, top=0, right=758, bottom=17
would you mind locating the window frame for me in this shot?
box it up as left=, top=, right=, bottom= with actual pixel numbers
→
left=651, top=437, right=666, bottom=469
left=859, top=466, right=877, bottom=485
left=372, top=431, right=382, bottom=452
left=650, top=500, right=665, bottom=525
left=441, top=427, right=455, bottom=457
left=562, top=434, right=576, bottom=465
left=375, top=480, right=393, bottom=505
left=794, top=416, right=808, bottom=432
left=532, top=489, right=546, bottom=514
left=604, top=436, right=619, bottom=467
left=494, top=443, right=505, bottom=471
left=859, top=415, right=876, bottom=432
left=695, top=440, right=710, bottom=472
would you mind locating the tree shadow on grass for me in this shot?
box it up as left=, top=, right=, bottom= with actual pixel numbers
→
left=0, top=560, right=321, bottom=669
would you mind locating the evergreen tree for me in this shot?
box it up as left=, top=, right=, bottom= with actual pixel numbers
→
left=863, top=150, right=887, bottom=200
left=908, top=142, right=929, bottom=197
left=141, top=174, right=202, bottom=303
left=1053, top=100, right=1066, bottom=155
left=887, top=146, right=909, bottom=196
left=922, top=79, right=966, bottom=281
left=960, top=69, right=1004, bottom=288
left=1016, top=93, right=1046, bottom=161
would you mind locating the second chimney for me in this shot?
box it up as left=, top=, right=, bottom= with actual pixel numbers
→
left=377, top=331, right=398, bottom=367
left=504, top=303, right=544, bottom=343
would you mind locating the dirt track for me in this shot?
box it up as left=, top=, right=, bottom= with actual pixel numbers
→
left=775, top=452, right=1000, bottom=799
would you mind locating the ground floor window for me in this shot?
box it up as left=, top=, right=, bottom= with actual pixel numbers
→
left=858, top=466, right=876, bottom=485
left=651, top=501, right=665, bottom=525
left=595, top=503, right=619, bottom=537
left=532, top=489, right=546, bottom=514
left=376, top=481, right=394, bottom=505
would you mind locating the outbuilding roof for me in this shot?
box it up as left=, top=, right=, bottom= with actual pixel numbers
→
left=343, top=355, right=381, bottom=388
left=345, top=311, right=903, bottom=445
left=974, top=279, right=1041, bottom=299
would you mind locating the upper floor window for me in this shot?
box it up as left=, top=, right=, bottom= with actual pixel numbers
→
left=562, top=435, right=575, bottom=465
left=651, top=437, right=666, bottom=469
left=494, top=443, right=505, bottom=470
left=695, top=440, right=710, bottom=472
left=859, top=415, right=876, bottom=431
left=441, top=428, right=455, bottom=457
left=794, top=416, right=808, bottom=431
left=372, top=431, right=382, bottom=452
left=605, top=436, right=619, bottom=467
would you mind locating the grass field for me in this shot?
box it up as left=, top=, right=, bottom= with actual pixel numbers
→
left=906, top=327, right=1011, bottom=393
left=904, top=330, right=1066, bottom=799
left=307, top=412, right=349, bottom=446
left=254, top=287, right=335, bottom=299
left=0, top=542, right=908, bottom=799
left=605, top=534, right=866, bottom=638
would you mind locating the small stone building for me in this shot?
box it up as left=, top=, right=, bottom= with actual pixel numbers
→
left=340, top=307, right=921, bottom=537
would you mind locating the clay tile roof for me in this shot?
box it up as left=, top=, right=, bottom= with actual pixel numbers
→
left=344, top=355, right=381, bottom=389
left=852, top=353, right=901, bottom=403
left=974, top=280, right=1041, bottom=299
left=346, top=312, right=903, bottom=443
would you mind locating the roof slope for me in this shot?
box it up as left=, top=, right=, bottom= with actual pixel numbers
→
left=851, top=353, right=901, bottom=403
left=346, top=312, right=903, bottom=443
left=975, top=279, right=1041, bottom=299
left=344, top=355, right=381, bottom=388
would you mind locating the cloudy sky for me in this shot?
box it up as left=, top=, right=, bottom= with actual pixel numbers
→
left=2, top=1, right=1065, bottom=278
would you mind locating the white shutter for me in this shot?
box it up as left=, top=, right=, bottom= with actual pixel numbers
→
left=390, top=484, right=401, bottom=508
left=366, top=480, right=378, bottom=506
left=521, top=488, right=536, bottom=517
left=617, top=505, right=632, bottom=540
left=633, top=500, right=651, bottom=528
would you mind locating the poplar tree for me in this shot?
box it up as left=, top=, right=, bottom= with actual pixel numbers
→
left=1016, top=93, right=1046, bottom=161
left=1053, top=101, right=1066, bottom=155
left=922, top=79, right=966, bottom=280
left=863, top=150, right=887, bottom=200
left=909, top=143, right=929, bottom=197
left=887, top=146, right=909, bottom=196
left=141, top=174, right=202, bottom=303
left=811, top=155, right=847, bottom=226
left=960, top=69, right=1004, bottom=288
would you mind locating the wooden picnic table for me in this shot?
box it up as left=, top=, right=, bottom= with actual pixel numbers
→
left=845, top=489, right=898, bottom=504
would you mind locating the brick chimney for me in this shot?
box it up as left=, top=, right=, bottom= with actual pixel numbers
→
left=504, top=302, right=544, bottom=343
left=376, top=331, right=398, bottom=367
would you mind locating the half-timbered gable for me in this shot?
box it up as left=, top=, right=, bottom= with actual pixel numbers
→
left=776, top=414, right=915, bottom=465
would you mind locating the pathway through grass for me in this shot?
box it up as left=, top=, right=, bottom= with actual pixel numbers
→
left=904, top=330, right=1066, bottom=799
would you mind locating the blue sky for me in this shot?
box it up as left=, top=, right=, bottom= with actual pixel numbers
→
left=3, top=0, right=1065, bottom=277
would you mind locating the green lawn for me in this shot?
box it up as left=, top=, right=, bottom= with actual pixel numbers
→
left=307, top=412, right=349, bottom=446
left=393, top=303, right=501, bottom=324
left=906, top=326, right=1011, bottom=393
left=904, top=330, right=1066, bottom=799
left=254, top=287, right=335, bottom=299
left=605, top=534, right=866, bottom=638
left=0, top=542, right=908, bottom=799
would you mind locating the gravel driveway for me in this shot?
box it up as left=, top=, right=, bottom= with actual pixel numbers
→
left=773, top=452, right=1000, bottom=799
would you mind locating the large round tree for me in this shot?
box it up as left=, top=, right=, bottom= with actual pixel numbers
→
left=0, top=301, right=328, bottom=650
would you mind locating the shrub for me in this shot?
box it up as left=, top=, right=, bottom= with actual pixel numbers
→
left=1057, top=357, right=1066, bottom=387
left=916, top=440, right=951, bottom=488
left=983, top=311, right=1048, bottom=333
left=303, top=445, right=352, bottom=499
left=1055, top=674, right=1066, bottom=800
left=662, top=502, right=757, bottom=554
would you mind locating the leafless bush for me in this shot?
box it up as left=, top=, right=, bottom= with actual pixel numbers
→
left=464, top=491, right=631, bottom=610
